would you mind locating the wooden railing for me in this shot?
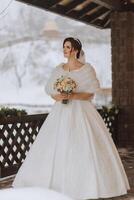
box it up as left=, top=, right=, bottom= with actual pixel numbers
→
left=0, top=114, right=48, bottom=178
left=0, top=111, right=118, bottom=178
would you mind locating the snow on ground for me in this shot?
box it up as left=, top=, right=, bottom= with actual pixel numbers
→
left=0, top=187, right=73, bottom=200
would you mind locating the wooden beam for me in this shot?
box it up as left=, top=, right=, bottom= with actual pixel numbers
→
left=45, top=0, right=62, bottom=8
left=91, top=18, right=103, bottom=27
left=81, top=7, right=108, bottom=23
left=100, top=10, right=111, bottom=26
left=92, top=18, right=111, bottom=28
left=66, top=2, right=98, bottom=18
left=122, top=1, right=134, bottom=11
left=75, top=2, right=98, bottom=18
left=104, top=19, right=110, bottom=28
left=91, top=0, right=123, bottom=10
left=52, top=0, right=86, bottom=14
left=62, top=0, right=86, bottom=13
left=16, top=0, right=63, bottom=9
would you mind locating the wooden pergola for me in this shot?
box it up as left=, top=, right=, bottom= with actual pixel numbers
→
left=16, top=0, right=134, bottom=28
left=15, top=0, right=134, bottom=147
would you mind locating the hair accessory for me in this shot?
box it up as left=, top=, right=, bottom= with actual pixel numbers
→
left=73, top=38, right=82, bottom=46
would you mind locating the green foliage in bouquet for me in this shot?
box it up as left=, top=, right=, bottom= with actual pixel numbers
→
left=0, top=107, right=27, bottom=119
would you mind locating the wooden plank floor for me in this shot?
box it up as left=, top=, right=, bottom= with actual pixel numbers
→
left=0, top=148, right=134, bottom=200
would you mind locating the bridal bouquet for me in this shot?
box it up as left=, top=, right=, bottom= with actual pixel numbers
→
left=53, top=75, right=77, bottom=104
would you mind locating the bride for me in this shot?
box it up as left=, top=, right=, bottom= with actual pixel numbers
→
left=12, top=37, right=130, bottom=199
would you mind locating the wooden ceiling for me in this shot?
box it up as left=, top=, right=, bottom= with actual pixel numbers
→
left=16, top=0, right=134, bottom=29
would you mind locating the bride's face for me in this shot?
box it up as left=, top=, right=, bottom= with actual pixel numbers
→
left=63, top=41, right=78, bottom=58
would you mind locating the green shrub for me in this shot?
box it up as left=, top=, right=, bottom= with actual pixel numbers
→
left=98, top=104, right=119, bottom=121
left=0, top=107, right=27, bottom=118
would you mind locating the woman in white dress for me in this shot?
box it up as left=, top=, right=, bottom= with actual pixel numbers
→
left=12, top=37, right=130, bottom=199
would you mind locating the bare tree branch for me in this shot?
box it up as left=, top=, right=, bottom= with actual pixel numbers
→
left=0, top=35, right=44, bottom=49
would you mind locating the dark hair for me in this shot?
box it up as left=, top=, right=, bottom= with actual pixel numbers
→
left=63, top=37, right=82, bottom=59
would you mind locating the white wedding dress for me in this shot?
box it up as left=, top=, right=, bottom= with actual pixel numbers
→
left=12, top=63, right=130, bottom=199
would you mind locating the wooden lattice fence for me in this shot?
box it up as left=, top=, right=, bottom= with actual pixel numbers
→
left=0, top=114, right=48, bottom=178
left=0, top=111, right=118, bottom=178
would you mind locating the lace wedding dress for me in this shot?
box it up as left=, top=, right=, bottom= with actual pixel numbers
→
left=12, top=63, right=130, bottom=199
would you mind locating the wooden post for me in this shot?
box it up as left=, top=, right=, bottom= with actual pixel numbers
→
left=111, top=11, right=134, bottom=147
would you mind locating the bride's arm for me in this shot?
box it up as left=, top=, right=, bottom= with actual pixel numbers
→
left=51, top=93, right=68, bottom=101
left=51, top=92, right=93, bottom=101
left=68, top=92, right=94, bottom=101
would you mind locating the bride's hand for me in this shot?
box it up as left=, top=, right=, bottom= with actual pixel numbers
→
left=51, top=93, right=68, bottom=101
left=68, top=92, right=94, bottom=101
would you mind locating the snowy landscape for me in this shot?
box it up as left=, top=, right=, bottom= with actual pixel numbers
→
left=0, top=0, right=111, bottom=114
